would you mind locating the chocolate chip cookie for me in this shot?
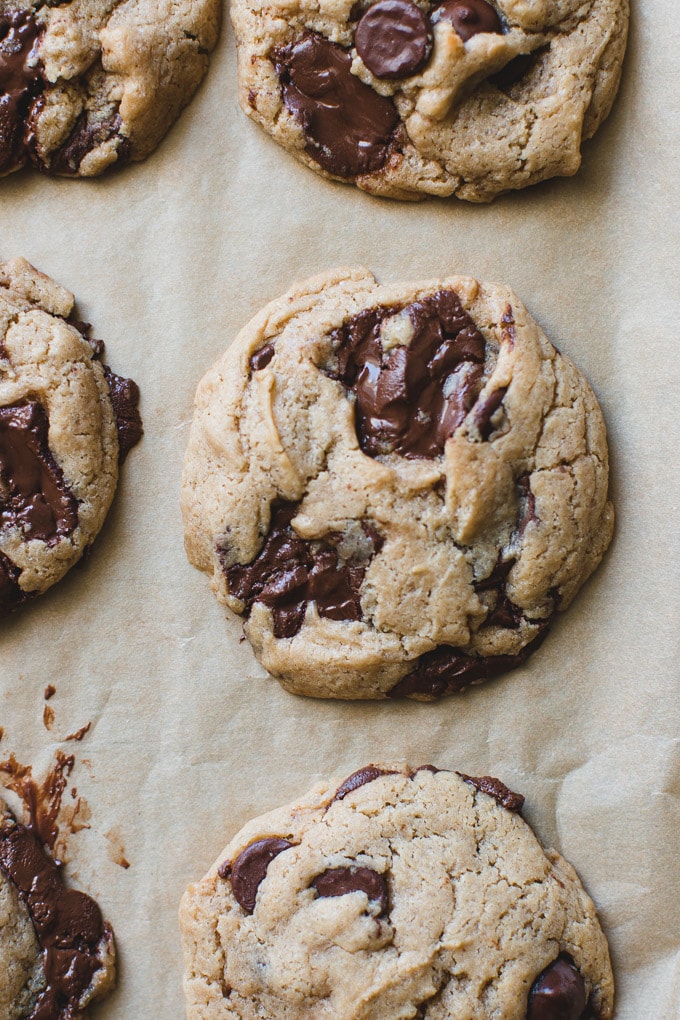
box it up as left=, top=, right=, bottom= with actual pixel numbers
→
left=231, top=0, right=628, bottom=200
left=181, top=268, right=613, bottom=699
left=180, top=764, right=614, bottom=1018
left=0, top=798, right=116, bottom=1020
left=0, top=257, right=142, bottom=618
left=0, top=0, right=220, bottom=177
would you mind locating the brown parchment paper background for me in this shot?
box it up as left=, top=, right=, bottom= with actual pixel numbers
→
left=1, top=0, right=679, bottom=1016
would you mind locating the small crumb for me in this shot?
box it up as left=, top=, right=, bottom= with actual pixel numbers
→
left=65, top=722, right=91, bottom=742
left=44, top=685, right=56, bottom=700
left=43, top=704, right=55, bottom=730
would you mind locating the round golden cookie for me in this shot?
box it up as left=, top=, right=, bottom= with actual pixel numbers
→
left=231, top=0, right=628, bottom=200
left=0, top=0, right=221, bottom=177
left=0, top=257, right=142, bottom=618
left=181, top=267, right=613, bottom=699
left=180, top=764, right=614, bottom=1019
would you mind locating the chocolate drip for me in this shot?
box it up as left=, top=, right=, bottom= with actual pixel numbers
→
left=223, top=838, right=294, bottom=913
left=332, top=765, right=395, bottom=802
left=0, top=9, right=43, bottom=174
left=432, top=0, right=503, bottom=40
left=47, top=111, right=130, bottom=176
left=355, top=0, right=433, bottom=80
left=327, top=290, right=487, bottom=459
left=388, top=622, right=551, bottom=699
left=223, top=501, right=382, bottom=638
left=102, top=366, right=143, bottom=464
left=0, top=548, right=24, bottom=617
left=275, top=31, right=400, bottom=177
left=0, top=402, right=78, bottom=544
left=312, top=865, right=388, bottom=914
left=0, top=818, right=111, bottom=1020
left=527, top=955, right=589, bottom=1020
left=458, top=773, right=524, bottom=812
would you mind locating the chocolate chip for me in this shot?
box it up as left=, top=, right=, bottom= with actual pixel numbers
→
left=0, top=821, right=108, bottom=1019
left=0, top=550, right=25, bottom=618
left=275, top=31, right=400, bottom=177
left=312, top=865, right=388, bottom=913
left=0, top=402, right=79, bottom=544
left=250, top=343, right=275, bottom=371
left=222, top=501, right=382, bottom=638
left=517, top=473, right=537, bottom=535
left=432, top=0, right=502, bottom=40
left=326, top=290, right=486, bottom=459
left=527, top=955, right=588, bottom=1020
left=355, top=0, right=433, bottom=80
left=388, top=623, right=551, bottom=699
left=47, top=111, right=130, bottom=176
left=227, top=838, right=294, bottom=913
left=0, top=9, right=43, bottom=174
left=332, top=765, right=395, bottom=801
left=102, top=366, right=143, bottom=464
left=473, top=385, right=507, bottom=439
left=473, top=554, right=515, bottom=592
left=458, top=773, right=524, bottom=812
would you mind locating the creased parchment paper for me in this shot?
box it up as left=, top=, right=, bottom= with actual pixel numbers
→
left=1, top=1, right=678, bottom=1016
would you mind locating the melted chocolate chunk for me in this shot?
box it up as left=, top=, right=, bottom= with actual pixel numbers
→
left=0, top=402, right=78, bottom=544
left=517, top=473, right=537, bottom=535
left=332, top=765, right=395, bottom=801
left=432, top=0, right=503, bottom=40
left=102, top=366, right=143, bottom=464
left=223, top=501, right=381, bottom=638
left=250, top=343, right=275, bottom=371
left=458, top=773, right=524, bottom=812
left=388, top=622, right=551, bottom=699
left=326, top=290, right=486, bottom=459
left=473, top=384, right=507, bottom=439
left=47, top=111, right=130, bottom=176
left=0, top=819, right=110, bottom=1020
left=275, top=31, right=400, bottom=177
left=474, top=554, right=523, bottom=629
left=225, top=838, right=294, bottom=913
left=312, top=866, right=388, bottom=913
left=355, top=0, right=433, bottom=80
left=0, top=9, right=43, bottom=174
left=527, top=955, right=588, bottom=1020
left=0, top=548, right=24, bottom=617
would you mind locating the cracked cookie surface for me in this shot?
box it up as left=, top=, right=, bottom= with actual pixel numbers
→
left=0, top=798, right=116, bottom=1020
left=181, top=267, right=613, bottom=699
left=0, top=257, right=142, bottom=618
left=180, top=764, right=614, bottom=1019
left=0, top=0, right=220, bottom=177
left=231, top=0, right=628, bottom=200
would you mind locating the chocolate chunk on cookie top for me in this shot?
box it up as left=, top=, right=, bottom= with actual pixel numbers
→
left=0, top=0, right=221, bottom=178
left=182, top=268, right=613, bottom=700
left=232, top=0, right=628, bottom=200
left=0, top=800, right=115, bottom=1020
left=0, top=257, right=142, bottom=618
left=180, top=765, right=614, bottom=1020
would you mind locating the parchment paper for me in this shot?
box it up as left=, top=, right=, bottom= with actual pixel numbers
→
left=1, top=1, right=679, bottom=1016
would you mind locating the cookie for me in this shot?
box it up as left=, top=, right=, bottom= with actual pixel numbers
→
left=0, top=0, right=220, bottom=177
left=180, top=764, right=614, bottom=1019
left=0, top=799, right=116, bottom=1020
left=0, top=257, right=142, bottom=618
left=231, top=0, right=628, bottom=200
left=181, top=267, right=613, bottom=700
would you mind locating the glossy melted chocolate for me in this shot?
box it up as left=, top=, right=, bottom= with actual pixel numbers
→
left=0, top=402, right=78, bottom=544
left=332, top=765, right=395, bottom=802
left=458, top=773, right=524, bottom=812
left=275, top=31, right=400, bottom=177
left=312, top=865, right=388, bottom=913
left=0, top=817, right=111, bottom=1020
left=0, top=8, right=43, bottom=174
left=432, top=0, right=503, bottom=40
left=223, top=501, right=381, bottom=638
left=326, top=290, right=489, bottom=458
left=388, top=622, right=551, bottom=699
left=355, top=0, right=432, bottom=80
left=527, top=955, right=590, bottom=1020
left=222, top=838, right=294, bottom=913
